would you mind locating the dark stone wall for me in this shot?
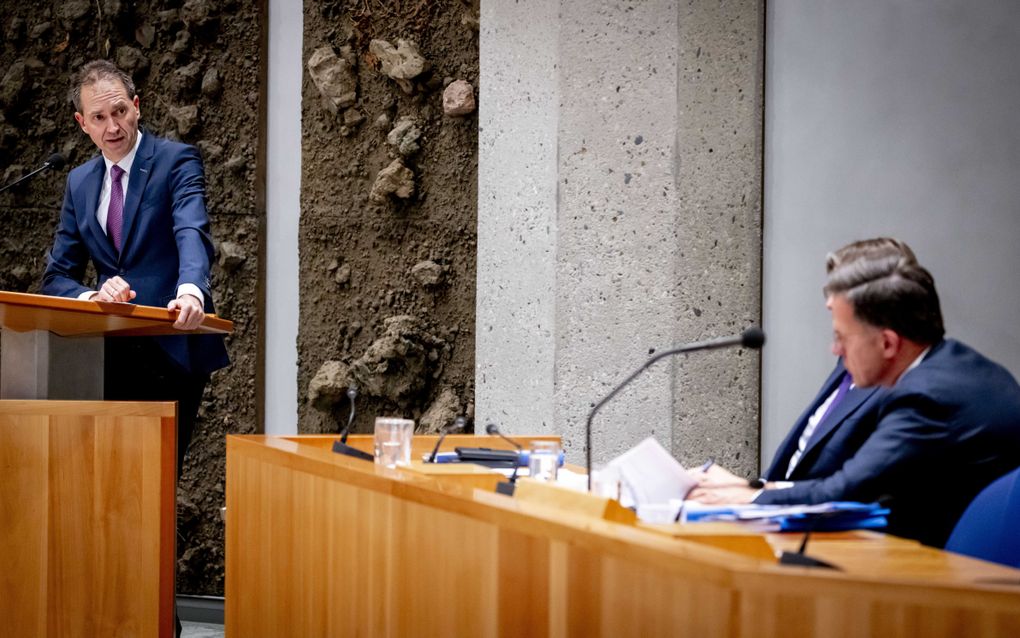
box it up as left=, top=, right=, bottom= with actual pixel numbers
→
left=0, top=0, right=262, bottom=595
left=0, top=0, right=482, bottom=596
left=299, top=1, right=480, bottom=436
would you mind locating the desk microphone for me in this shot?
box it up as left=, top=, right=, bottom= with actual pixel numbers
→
left=778, top=511, right=841, bottom=570
left=332, top=385, right=373, bottom=461
left=428, top=416, right=466, bottom=462
left=585, top=327, right=765, bottom=490
left=0, top=152, right=67, bottom=193
left=486, top=423, right=523, bottom=496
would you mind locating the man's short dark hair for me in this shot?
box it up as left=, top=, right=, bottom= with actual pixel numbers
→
left=823, top=238, right=945, bottom=345
left=69, top=60, right=136, bottom=112
left=825, top=237, right=917, bottom=274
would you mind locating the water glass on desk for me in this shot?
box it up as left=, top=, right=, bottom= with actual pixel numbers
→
left=374, top=417, right=413, bottom=468
left=528, top=440, right=560, bottom=482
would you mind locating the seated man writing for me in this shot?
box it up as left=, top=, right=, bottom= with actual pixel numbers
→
left=689, top=238, right=1020, bottom=547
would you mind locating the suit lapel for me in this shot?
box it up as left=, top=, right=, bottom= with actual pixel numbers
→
left=764, top=364, right=847, bottom=479
left=800, top=384, right=879, bottom=459
left=119, top=134, right=155, bottom=261
left=81, top=160, right=118, bottom=265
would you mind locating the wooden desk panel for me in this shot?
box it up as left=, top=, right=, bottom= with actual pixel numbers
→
left=0, top=401, right=176, bottom=637
left=225, top=435, right=1020, bottom=637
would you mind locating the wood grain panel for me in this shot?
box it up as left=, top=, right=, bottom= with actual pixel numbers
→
left=225, top=435, right=1020, bottom=638
left=498, top=529, right=550, bottom=637
left=0, top=413, right=49, bottom=637
left=0, top=401, right=175, bottom=637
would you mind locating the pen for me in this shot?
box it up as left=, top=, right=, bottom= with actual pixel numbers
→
left=698, top=458, right=715, bottom=473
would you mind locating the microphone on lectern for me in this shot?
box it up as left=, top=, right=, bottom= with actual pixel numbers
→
left=332, top=385, right=373, bottom=461
left=584, top=327, right=766, bottom=490
left=0, top=152, right=67, bottom=194
left=428, top=416, right=467, bottom=462
left=486, top=423, right=524, bottom=496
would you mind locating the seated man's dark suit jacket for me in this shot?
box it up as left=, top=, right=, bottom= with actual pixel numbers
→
left=763, top=361, right=884, bottom=482
left=756, top=339, right=1020, bottom=548
left=41, top=132, right=228, bottom=377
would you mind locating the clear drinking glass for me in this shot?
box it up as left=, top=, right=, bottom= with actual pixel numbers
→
left=374, top=417, right=414, bottom=468
left=528, top=440, right=560, bottom=482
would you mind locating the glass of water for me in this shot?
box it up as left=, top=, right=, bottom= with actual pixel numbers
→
left=528, top=440, right=560, bottom=482
left=374, top=417, right=414, bottom=468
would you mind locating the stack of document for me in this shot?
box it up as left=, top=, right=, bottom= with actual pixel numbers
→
left=604, top=437, right=697, bottom=508
left=681, top=501, right=889, bottom=533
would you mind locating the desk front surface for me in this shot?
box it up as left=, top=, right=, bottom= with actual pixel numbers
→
left=225, top=434, right=1020, bottom=638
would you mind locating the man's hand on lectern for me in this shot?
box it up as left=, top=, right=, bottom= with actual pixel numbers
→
left=169, top=294, right=205, bottom=330
left=96, top=276, right=137, bottom=303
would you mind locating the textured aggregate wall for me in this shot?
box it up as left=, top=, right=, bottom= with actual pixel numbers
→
left=669, top=1, right=764, bottom=475
left=0, top=0, right=262, bottom=595
left=299, top=0, right=480, bottom=435
left=479, top=0, right=763, bottom=475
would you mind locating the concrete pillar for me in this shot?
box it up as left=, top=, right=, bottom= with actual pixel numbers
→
left=479, top=0, right=763, bottom=476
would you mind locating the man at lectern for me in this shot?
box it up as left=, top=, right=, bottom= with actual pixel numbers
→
left=41, top=60, right=229, bottom=474
left=689, top=238, right=1020, bottom=547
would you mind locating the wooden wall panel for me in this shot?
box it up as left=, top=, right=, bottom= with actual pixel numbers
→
left=0, top=413, right=48, bottom=637
left=0, top=401, right=175, bottom=637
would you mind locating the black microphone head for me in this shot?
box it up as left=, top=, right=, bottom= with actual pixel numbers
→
left=44, top=153, right=66, bottom=170
left=741, top=327, right=766, bottom=349
left=485, top=423, right=499, bottom=436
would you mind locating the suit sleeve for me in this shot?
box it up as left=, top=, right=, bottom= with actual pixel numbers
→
left=41, top=175, right=93, bottom=299
left=167, top=145, right=216, bottom=308
left=755, top=390, right=951, bottom=505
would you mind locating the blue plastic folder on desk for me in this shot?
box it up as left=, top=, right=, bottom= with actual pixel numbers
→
left=683, top=502, right=889, bottom=533
left=430, top=450, right=566, bottom=466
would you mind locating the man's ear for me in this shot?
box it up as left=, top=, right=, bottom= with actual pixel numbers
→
left=880, top=328, right=901, bottom=360
left=74, top=112, right=86, bottom=131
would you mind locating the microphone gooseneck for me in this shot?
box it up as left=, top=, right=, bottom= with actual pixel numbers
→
left=0, top=152, right=68, bottom=194
left=429, top=416, right=467, bottom=462
left=331, top=385, right=373, bottom=462
left=585, top=327, right=766, bottom=491
left=486, top=422, right=524, bottom=485
left=778, top=510, right=841, bottom=570
left=340, top=385, right=358, bottom=443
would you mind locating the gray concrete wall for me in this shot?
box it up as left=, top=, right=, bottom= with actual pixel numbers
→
left=477, top=0, right=559, bottom=437
left=265, top=0, right=302, bottom=435
left=479, top=0, right=764, bottom=474
left=763, top=0, right=1020, bottom=469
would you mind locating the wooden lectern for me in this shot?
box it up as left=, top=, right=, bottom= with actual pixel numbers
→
left=0, top=291, right=232, bottom=636
left=0, top=290, right=231, bottom=400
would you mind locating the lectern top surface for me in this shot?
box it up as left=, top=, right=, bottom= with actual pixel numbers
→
left=0, top=290, right=232, bottom=336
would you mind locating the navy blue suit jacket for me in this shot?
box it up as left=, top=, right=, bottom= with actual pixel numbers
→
left=763, top=362, right=883, bottom=482
left=757, top=339, right=1020, bottom=547
left=42, top=133, right=229, bottom=376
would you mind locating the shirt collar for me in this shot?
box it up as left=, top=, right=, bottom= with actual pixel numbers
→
left=103, top=131, right=143, bottom=177
left=898, top=346, right=932, bottom=383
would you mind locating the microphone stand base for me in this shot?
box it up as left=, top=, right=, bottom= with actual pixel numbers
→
left=495, top=480, right=516, bottom=496
left=332, top=440, right=374, bottom=462
left=778, top=550, right=840, bottom=570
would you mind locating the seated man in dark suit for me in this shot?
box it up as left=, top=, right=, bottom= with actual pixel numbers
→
left=691, top=238, right=1020, bottom=547
left=761, top=239, right=915, bottom=483
left=698, top=239, right=909, bottom=488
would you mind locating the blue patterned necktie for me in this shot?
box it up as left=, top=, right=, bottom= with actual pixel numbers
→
left=108, top=164, right=125, bottom=251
